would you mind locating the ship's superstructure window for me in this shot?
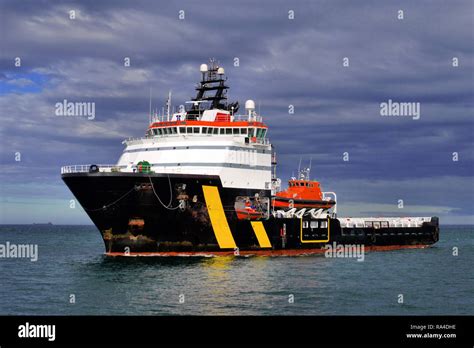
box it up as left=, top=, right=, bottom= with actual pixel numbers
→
left=148, top=122, right=267, bottom=139
left=256, top=128, right=266, bottom=138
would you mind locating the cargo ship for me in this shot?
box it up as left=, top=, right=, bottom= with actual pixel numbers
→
left=61, top=60, right=439, bottom=255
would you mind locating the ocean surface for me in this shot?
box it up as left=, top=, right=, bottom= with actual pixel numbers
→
left=0, top=225, right=472, bottom=315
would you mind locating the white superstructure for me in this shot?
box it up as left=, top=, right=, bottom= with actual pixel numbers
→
left=117, top=120, right=272, bottom=189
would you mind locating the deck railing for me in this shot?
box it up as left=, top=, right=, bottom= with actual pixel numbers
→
left=61, top=164, right=123, bottom=174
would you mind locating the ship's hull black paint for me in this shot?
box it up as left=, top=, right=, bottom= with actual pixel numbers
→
left=62, top=173, right=439, bottom=253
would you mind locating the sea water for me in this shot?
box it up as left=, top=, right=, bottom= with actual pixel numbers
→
left=0, top=225, right=472, bottom=315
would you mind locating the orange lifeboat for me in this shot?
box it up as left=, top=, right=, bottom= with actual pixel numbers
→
left=272, top=178, right=335, bottom=210
left=234, top=196, right=267, bottom=220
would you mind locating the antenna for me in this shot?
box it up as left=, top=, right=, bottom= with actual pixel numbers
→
left=166, top=90, right=172, bottom=122
left=149, top=87, right=152, bottom=124
left=308, top=156, right=312, bottom=180
left=298, top=157, right=302, bottom=178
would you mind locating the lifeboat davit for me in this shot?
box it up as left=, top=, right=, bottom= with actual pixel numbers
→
left=272, top=178, right=335, bottom=210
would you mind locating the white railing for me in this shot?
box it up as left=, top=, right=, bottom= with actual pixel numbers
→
left=61, top=164, right=123, bottom=174
left=233, top=114, right=263, bottom=123
left=255, top=138, right=270, bottom=145
left=124, top=135, right=271, bottom=146
left=338, top=217, right=432, bottom=228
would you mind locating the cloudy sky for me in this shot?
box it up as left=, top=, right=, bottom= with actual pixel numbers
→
left=0, top=0, right=473, bottom=224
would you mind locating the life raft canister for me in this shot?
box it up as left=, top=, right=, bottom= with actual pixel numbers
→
left=89, top=164, right=99, bottom=173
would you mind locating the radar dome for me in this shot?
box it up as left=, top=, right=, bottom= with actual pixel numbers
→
left=217, top=67, right=225, bottom=75
left=245, top=100, right=255, bottom=110
left=200, top=64, right=208, bottom=73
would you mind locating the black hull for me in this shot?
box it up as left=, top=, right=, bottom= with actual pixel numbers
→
left=62, top=173, right=439, bottom=254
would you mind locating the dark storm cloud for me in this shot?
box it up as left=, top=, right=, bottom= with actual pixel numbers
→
left=0, top=0, right=472, bottom=223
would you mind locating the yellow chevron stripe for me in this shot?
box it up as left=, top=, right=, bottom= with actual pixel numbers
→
left=250, top=221, right=272, bottom=248
left=202, top=185, right=237, bottom=249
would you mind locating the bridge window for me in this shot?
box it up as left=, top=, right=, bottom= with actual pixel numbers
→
left=186, top=127, right=193, bottom=134
left=220, top=128, right=225, bottom=135
left=213, top=128, right=218, bottom=135
left=202, top=127, right=208, bottom=134
left=193, top=127, right=200, bottom=134
left=226, top=128, right=232, bottom=135
left=171, top=127, right=177, bottom=134
left=248, top=128, right=255, bottom=137
left=179, top=127, right=185, bottom=134
left=256, top=128, right=267, bottom=138
left=233, top=128, right=239, bottom=134
left=240, top=128, right=247, bottom=134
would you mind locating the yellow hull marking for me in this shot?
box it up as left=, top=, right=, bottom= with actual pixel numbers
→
left=202, top=185, right=237, bottom=249
left=250, top=221, right=272, bottom=248
left=300, top=218, right=331, bottom=243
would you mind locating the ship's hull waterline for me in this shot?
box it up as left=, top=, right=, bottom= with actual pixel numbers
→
left=62, top=173, right=439, bottom=255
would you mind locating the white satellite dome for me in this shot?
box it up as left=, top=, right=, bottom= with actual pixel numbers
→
left=217, top=67, right=225, bottom=75
left=200, top=64, right=208, bottom=73
left=245, top=99, right=255, bottom=110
